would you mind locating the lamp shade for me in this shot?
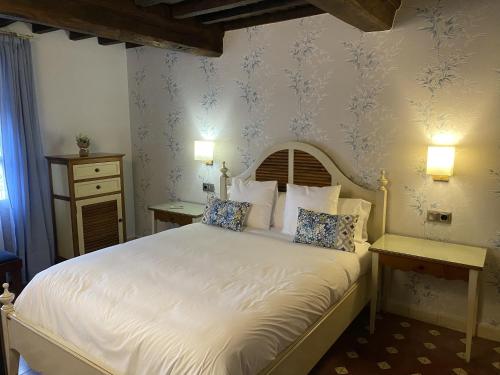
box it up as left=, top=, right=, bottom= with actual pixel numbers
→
left=426, top=146, right=455, bottom=181
left=194, top=140, right=214, bottom=164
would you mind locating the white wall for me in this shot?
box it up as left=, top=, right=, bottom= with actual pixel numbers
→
left=4, top=22, right=135, bottom=238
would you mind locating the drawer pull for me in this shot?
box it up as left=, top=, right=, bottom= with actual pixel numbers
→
left=95, top=168, right=100, bottom=173
left=417, top=265, right=425, bottom=271
left=96, top=185, right=101, bottom=190
left=118, top=218, right=123, bottom=223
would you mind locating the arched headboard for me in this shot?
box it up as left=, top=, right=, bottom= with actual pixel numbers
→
left=220, top=142, right=388, bottom=242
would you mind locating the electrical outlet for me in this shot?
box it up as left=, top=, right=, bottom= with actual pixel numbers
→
left=426, top=210, right=452, bottom=224
left=202, top=183, right=215, bottom=193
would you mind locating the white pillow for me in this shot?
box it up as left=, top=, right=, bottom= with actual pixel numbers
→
left=282, top=184, right=341, bottom=235
left=338, top=198, right=372, bottom=242
left=271, top=192, right=286, bottom=230
left=229, top=179, right=277, bottom=229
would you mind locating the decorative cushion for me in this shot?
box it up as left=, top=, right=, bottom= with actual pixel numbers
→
left=293, top=208, right=358, bottom=251
left=338, top=198, right=372, bottom=242
left=202, top=197, right=251, bottom=232
left=283, top=184, right=341, bottom=235
left=229, top=179, right=277, bottom=230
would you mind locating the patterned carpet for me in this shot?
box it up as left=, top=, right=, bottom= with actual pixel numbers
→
left=311, top=309, right=500, bottom=375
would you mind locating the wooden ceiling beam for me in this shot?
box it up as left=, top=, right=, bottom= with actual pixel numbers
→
left=135, top=0, right=167, bottom=6
left=304, top=0, right=401, bottom=31
left=126, top=42, right=143, bottom=49
left=32, top=23, right=58, bottom=34
left=69, top=31, right=93, bottom=41
left=0, top=18, right=15, bottom=27
left=135, top=0, right=188, bottom=6
left=172, top=0, right=264, bottom=19
left=199, top=0, right=306, bottom=24
left=0, top=0, right=223, bottom=56
left=97, top=37, right=122, bottom=46
left=223, top=5, right=324, bottom=31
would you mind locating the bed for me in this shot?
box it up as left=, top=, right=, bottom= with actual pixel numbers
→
left=0, top=141, right=388, bottom=375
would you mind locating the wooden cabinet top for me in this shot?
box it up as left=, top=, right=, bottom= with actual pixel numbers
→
left=46, top=153, right=125, bottom=163
left=370, top=234, right=487, bottom=270
left=148, top=201, right=205, bottom=218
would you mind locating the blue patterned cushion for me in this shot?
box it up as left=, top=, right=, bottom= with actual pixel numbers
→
left=294, top=207, right=359, bottom=251
left=202, top=197, right=251, bottom=231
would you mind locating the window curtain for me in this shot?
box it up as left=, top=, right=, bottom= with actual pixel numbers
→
left=0, top=35, right=54, bottom=281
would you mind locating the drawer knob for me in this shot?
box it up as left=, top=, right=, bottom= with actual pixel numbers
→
left=417, top=265, right=425, bottom=271
left=118, top=218, right=123, bottom=223
left=96, top=185, right=101, bottom=190
left=95, top=168, right=100, bottom=173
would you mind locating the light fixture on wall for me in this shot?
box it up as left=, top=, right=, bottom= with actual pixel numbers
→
left=426, top=145, right=455, bottom=182
left=194, top=140, right=214, bottom=166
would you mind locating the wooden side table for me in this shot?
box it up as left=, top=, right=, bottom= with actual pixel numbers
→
left=148, top=201, right=205, bottom=234
left=369, top=234, right=486, bottom=362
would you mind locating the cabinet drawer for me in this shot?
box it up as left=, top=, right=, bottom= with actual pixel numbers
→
left=73, top=161, right=120, bottom=180
left=74, top=177, right=121, bottom=198
left=154, top=210, right=194, bottom=226
left=379, top=253, right=468, bottom=281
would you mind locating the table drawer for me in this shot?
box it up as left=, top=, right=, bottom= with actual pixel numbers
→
left=74, top=177, right=121, bottom=198
left=154, top=210, right=193, bottom=226
left=379, top=253, right=468, bottom=281
left=73, top=161, right=120, bottom=180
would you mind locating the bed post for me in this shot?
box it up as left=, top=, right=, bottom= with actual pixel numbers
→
left=0, top=283, right=20, bottom=375
left=220, top=161, right=229, bottom=199
left=377, top=169, right=388, bottom=237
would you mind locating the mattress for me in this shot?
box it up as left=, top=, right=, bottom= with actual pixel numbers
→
left=16, top=223, right=366, bottom=375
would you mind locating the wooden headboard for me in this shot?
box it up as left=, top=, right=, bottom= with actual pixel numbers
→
left=220, top=142, right=388, bottom=242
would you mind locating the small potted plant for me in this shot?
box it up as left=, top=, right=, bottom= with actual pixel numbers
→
left=76, top=134, right=90, bottom=157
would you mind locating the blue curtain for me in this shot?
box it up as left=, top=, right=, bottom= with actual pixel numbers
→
left=0, top=35, right=54, bottom=280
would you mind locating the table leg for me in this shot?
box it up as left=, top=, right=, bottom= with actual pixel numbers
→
left=151, top=211, right=157, bottom=234
left=382, top=266, right=392, bottom=311
left=370, top=252, right=379, bottom=334
left=473, top=281, right=479, bottom=337
left=465, top=269, right=479, bottom=362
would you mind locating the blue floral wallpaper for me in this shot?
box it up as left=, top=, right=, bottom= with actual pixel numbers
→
left=128, top=0, right=500, bottom=339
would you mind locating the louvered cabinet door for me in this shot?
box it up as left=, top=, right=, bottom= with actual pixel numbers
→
left=75, top=194, right=124, bottom=255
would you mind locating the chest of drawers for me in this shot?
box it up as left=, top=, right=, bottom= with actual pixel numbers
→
left=46, top=153, right=126, bottom=260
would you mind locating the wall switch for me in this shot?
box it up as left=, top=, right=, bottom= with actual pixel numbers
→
left=202, top=183, right=215, bottom=193
left=426, top=210, right=452, bottom=224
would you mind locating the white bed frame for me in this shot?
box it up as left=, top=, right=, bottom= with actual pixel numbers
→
left=0, top=141, right=387, bottom=375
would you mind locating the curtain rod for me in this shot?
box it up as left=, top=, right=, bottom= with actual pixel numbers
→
left=0, top=30, right=34, bottom=40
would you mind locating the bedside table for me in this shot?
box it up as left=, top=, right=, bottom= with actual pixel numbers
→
left=369, top=234, right=487, bottom=362
left=148, top=201, right=205, bottom=234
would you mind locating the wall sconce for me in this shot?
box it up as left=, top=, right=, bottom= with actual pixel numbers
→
left=426, top=146, right=455, bottom=182
left=194, top=140, right=214, bottom=166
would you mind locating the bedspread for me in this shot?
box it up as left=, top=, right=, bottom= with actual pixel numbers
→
left=16, top=223, right=362, bottom=375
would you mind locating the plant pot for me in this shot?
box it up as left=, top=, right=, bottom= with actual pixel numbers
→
left=79, top=148, right=89, bottom=157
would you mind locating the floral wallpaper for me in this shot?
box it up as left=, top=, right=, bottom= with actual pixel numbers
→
left=235, top=27, right=272, bottom=167
left=127, top=0, right=500, bottom=338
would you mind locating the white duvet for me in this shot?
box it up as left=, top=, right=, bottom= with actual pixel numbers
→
left=16, top=224, right=362, bottom=375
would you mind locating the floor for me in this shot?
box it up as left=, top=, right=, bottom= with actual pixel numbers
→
left=311, top=309, right=500, bottom=375
left=15, top=310, right=500, bottom=375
